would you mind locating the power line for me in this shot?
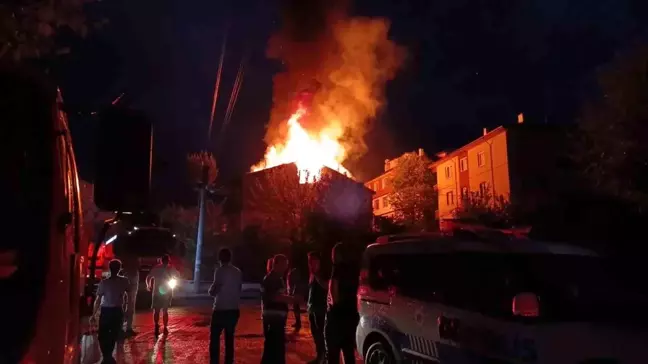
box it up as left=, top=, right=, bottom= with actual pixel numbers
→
left=207, top=26, right=229, bottom=142
left=220, top=59, right=245, bottom=138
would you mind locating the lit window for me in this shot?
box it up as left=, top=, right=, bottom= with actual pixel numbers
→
left=460, top=157, right=468, bottom=172
left=477, top=151, right=486, bottom=167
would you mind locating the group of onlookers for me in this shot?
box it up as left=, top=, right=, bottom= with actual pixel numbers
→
left=210, top=242, right=359, bottom=364
left=91, top=254, right=180, bottom=364
left=91, top=242, right=359, bottom=364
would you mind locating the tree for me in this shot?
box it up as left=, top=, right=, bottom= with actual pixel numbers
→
left=390, top=152, right=437, bottom=231
left=187, top=151, right=218, bottom=290
left=452, top=184, right=512, bottom=226
left=576, top=44, right=648, bottom=211
left=0, top=1, right=100, bottom=62
left=245, top=164, right=329, bottom=245
left=160, top=200, right=225, bottom=278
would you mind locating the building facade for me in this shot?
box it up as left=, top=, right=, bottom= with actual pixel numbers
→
left=435, top=126, right=511, bottom=221
left=364, top=149, right=427, bottom=217
left=365, top=121, right=567, bottom=228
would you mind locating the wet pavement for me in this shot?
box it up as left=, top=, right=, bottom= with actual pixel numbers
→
left=89, top=301, right=362, bottom=364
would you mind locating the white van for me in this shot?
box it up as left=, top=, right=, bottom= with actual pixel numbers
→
left=356, top=233, right=648, bottom=364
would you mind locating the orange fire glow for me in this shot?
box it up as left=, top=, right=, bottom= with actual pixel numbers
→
left=251, top=106, right=351, bottom=183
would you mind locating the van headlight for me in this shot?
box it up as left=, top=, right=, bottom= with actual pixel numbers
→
left=167, top=278, right=178, bottom=289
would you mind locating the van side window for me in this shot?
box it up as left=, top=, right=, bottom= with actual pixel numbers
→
left=368, top=255, right=394, bottom=291
left=386, top=253, right=512, bottom=318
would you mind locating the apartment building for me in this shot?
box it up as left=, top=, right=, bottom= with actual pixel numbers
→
left=365, top=148, right=426, bottom=217
left=435, top=122, right=569, bottom=223
left=366, top=117, right=568, bottom=228
left=435, top=127, right=511, bottom=220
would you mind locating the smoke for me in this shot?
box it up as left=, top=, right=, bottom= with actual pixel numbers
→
left=264, top=0, right=404, bottom=164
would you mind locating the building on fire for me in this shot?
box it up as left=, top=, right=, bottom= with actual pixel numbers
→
left=241, top=163, right=374, bottom=234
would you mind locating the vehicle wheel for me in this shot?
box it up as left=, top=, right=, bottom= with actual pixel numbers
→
left=365, top=341, right=396, bottom=364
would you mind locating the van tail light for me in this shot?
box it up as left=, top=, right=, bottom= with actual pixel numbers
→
left=512, top=292, right=540, bottom=317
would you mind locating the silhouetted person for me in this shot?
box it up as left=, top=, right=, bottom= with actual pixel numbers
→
left=120, top=253, right=139, bottom=337
left=92, top=259, right=129, bottom=364
left=209, top=248, right=242, bottom=364
left=145, top=254, right=180, bottom=336
left=287, top=267, right=303, bottom=332
left=261, top=254, right=300, bottom=364
left=325, top=242, right=359, bottom=364
left=307, top=252, right=328, bottom=364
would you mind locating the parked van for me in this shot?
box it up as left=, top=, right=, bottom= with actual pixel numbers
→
left=356, top=233, right=648, bottom=364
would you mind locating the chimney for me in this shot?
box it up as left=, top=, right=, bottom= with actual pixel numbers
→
left=418, top=148, right=424, bottom=157
left=384, top=159, right=390, bottom=172
left=517, top=113, right=524, bottom=124
left=483, top=127, right=488, bottom=136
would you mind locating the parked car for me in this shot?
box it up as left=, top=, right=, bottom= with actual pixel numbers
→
left=356, top=232, right=648, bottom=364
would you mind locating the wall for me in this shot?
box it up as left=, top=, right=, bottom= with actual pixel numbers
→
left=365, top=172, right=394, bottom=217
left=467, top=131, right=511, bottom=202
left=436, top=156, right=460, bottom=220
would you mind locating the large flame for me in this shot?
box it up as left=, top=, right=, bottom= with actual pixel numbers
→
left=251, top=105, right=351, bottom=184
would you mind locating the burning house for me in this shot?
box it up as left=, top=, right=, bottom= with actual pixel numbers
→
left=240, top=0, right=402, bottom=241
left=241, top=163, right=373, bottom=236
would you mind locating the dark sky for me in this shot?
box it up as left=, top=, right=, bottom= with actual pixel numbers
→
left=58, top=0, right=648, bottom=206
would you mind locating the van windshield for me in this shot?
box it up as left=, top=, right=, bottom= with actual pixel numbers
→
left=113, top=229, right=179, bottom=257
left=379, top=253, right=648, bottom=324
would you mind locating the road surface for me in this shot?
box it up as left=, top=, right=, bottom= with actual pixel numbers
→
left=86, top=301, right=362, bottom=363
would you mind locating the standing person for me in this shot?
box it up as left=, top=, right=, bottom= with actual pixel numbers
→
left=120, top=254, right=139, bottom=337
left=92, top=259, right=129, bottom=364
left=261, top=254, right=300, bottom=364
left=325, top=242, right=359, bottom=364
left=208, top=248, right=242, bottom=364
left=287, top=266, right=303, bottom=333
left=307, top=252, right=328, bottom=364
left=145, top=254, right=180, bottom=337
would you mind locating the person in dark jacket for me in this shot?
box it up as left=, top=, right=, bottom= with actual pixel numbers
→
left=261, top=254, right=301, bottom=364
left=287, top=267, right=303, bottom=332
left=307, top=252, right=328, bottom=364
left=325, top=242, right=359, bottom=364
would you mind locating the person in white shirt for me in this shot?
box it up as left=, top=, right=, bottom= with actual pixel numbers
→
left=145, top=254, right=180, bottom=336
left=208, top=248, right=242, bottom=364
left=92, top=259, right=129, bottom=364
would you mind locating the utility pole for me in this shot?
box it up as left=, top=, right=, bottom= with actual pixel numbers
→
left=193, top=164, right=209, bottom=293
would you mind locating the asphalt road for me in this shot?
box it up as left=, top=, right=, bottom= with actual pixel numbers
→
left=87, top=300, right=362, bottom=364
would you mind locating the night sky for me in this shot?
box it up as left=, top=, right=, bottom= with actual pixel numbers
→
left=56, top=0, right=648, bottom=206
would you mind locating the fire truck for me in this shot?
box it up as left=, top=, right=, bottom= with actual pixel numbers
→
left=1, top=65, right=162, bottom=363
left=88, top=226, right=186, bottom=297
left=1, top=66, right=88, bottom=363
